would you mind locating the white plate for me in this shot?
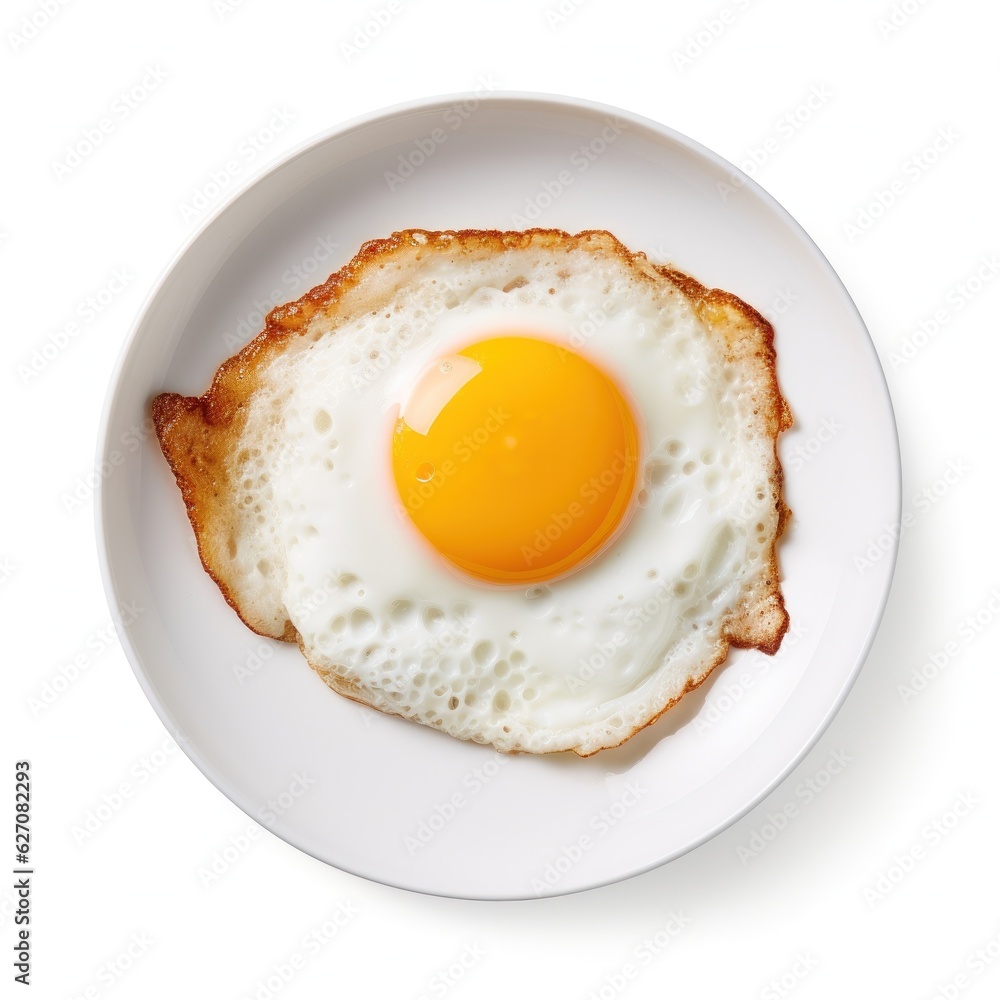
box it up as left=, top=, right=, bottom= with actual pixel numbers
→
left=98, top=93, right=900, bottom=899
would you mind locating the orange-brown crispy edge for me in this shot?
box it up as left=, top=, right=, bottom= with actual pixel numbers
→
left=152, top=229, right=793, bottom=756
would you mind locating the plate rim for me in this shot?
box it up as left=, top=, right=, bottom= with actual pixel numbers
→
left=95, top=89, right=902, bottom=900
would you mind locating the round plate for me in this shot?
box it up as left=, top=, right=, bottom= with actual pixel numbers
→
left=98, top=93, right=900, bottom=899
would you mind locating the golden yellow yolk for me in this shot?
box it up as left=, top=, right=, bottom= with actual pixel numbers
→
left=391, top=335, right=640, bottom=585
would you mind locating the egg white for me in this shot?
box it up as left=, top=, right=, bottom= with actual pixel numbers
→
left=233, top=246, right=774, bottom=754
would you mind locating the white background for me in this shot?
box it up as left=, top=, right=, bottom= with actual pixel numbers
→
left=3, top=0, right=998, bottom=997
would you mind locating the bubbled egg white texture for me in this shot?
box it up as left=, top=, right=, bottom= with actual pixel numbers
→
left=234, top=247, right=774, bottom=755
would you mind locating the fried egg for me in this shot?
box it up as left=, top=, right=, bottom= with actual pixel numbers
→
left=153, top=229, right=790, bottom=756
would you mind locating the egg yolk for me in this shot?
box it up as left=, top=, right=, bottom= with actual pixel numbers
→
left=391, top=335, right=640, bottom=585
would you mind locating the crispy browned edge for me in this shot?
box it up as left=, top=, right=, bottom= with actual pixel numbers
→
left=152, top=228, right=793, bottom=756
